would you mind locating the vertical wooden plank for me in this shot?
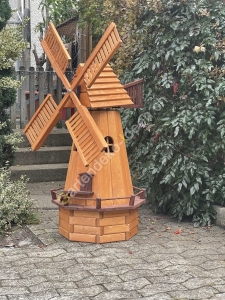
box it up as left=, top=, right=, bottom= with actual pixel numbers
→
left=38, top=67, right=45, bottom=105
left=114, top=111, right=133, bottom=198
left=108, top=111, right=133, bottom=205
left=19, top=66, right=27, bottom=128
left=65, top=68, right=73, bottom=121
left=90, top=111, right=113, bottom=206
left=56, top=74, right=63, bottom=128
left=29, top=67, right=35, bottom=120
left=47, top=67, right=54, bottom=96
left=64, top=143, right=89, bottom=206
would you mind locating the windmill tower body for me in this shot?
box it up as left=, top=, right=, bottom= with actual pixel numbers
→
left=24, top=22, right=145, bottom=243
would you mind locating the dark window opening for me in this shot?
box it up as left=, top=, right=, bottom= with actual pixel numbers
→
left=104, top=136, right=114, bottom=153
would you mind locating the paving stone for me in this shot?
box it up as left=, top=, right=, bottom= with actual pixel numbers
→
left=211, top=294, right=225, bottom=300
left=0, top=287, right=29, bottom=296
left=37, top=237, right=58, bottom=245
left=139, top=295, right=173, bottom=300
left=51, top=297, right=90, bottom=300
left=163, top=264, right=204, bottom=275
left=10, top=257, right=53, bottom=266
left=131, top=260, right=173, bottom=270
left=78, top=244, right=103, bottom=250
left=205, top=253, right=225, bottom=260
left=200, top=260, right=225, bottom=270
left=53, top=251, right=93, bottom=260
left=35, top=259, right=78, bottom=269
left=0, top=270, right=21, bottom=280
left=76, top=275, right=122, bottom=288
left=45, top=271, right=90, bottom=282
left=103, top=258, right=149, bottom=268
left=75, top=255, right=113, bottom=264
left=144, top=253, right=184, bottom=262
left=0, top=276, right=46, bottom=287
left=7, top=291, right=60, bottom=300
left=26, top=248, right=67, bottom=258
left=119, top=269, right=164, bottom=281
left=146, top=272, right=192, bottom=284
left=187, top=266, right=225, bottom=278
left=92, top=290, right=143, bottom=300
left=20, top=267, right=66, bottom=278
left=139, top=283, right=187, bottom=297
left=64, top=263, right=107, bottom=272
left=0, top=254, right=28, bottom=263
left=88, top=266, right=133, bottom=276
left=104, top=278, right=151, bottom=291
left=90, top=247, right=128, bottom=257
left=29, top=281, right=78, bottom=293
left=149, top=245, right=186, bottom=255
left=165, top=240, right=200, bottom=248
left=213, top=285, right=225, bottom=293
left=57, top=285, right=104, bottom=297
left=169, top=255, right=208, bottom=266
left=181, top=248, right=221, bottom=258
left=169, top=287, right=217, bottom=299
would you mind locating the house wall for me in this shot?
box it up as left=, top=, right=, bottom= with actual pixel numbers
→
left=8, top=0, right=44, bottom=68
left=29, top=0, right=43, bottom=67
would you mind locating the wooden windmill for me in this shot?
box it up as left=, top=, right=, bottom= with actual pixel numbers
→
left=24, top=22, right=145, bottom=243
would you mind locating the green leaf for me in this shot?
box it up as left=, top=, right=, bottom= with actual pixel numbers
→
left=174, top=126, right=179, bottom=137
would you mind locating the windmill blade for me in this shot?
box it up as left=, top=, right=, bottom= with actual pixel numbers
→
left=41, top=22, right=71, bottom=90
left=71, top=22, right=122, bottom=90
left=66, top=92, right=108, bottom=167
left=23, top=94, right=69, bottom=150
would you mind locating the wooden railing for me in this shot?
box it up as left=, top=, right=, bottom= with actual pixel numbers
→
left=50, top=186, right=146, bottom=211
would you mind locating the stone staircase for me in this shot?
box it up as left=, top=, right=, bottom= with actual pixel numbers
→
left=10, top=128, right=72, bottom=183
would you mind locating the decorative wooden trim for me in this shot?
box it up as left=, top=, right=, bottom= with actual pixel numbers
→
left=51, top=196, right=145, bottom=212
left=51, top=186, right=146, bottom=211
left=123, top=79, right=144, bottom=108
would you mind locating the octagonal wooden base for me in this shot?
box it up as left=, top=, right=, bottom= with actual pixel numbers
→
left=58, top=207, right=139, bottom=243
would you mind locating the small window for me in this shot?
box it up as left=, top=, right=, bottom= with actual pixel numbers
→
left=104, top=136, right=114, bottom=153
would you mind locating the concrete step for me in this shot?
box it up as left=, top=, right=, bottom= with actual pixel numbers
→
left=10, top=163, right=68, bottom=183
left=11, top=128, right=72, bottom=182
left=14, top=128, right=72, bottom=148
left=13, top=146, right=71, bottom=166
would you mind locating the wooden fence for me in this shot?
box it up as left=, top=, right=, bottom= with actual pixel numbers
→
left=11, top=66, right=74, bottom=129
left=10, top=66, right=143, bottom=129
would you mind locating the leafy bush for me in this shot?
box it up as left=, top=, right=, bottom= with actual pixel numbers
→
left=0, top=0, right=27, bottom=168
left=0, top=167, right=38, bottom=234
left=122, top=0, right=225, bottom=226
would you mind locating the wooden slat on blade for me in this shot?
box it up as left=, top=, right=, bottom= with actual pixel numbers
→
left=71, top=22, right=122, bottom=91
left=23, top=94, right=61, bottom=150
left=65, top=106, right=107, bottom=167
left=41, top=22, right=71, bottom=90
left=69, top=92, right=108, bottom=151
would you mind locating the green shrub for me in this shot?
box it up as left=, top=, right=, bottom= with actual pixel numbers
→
left=0, top=0, right=27, bottom=168
left=122, top=0, right=225, bottom=226
left=0, top=166, right=38, bottom=234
